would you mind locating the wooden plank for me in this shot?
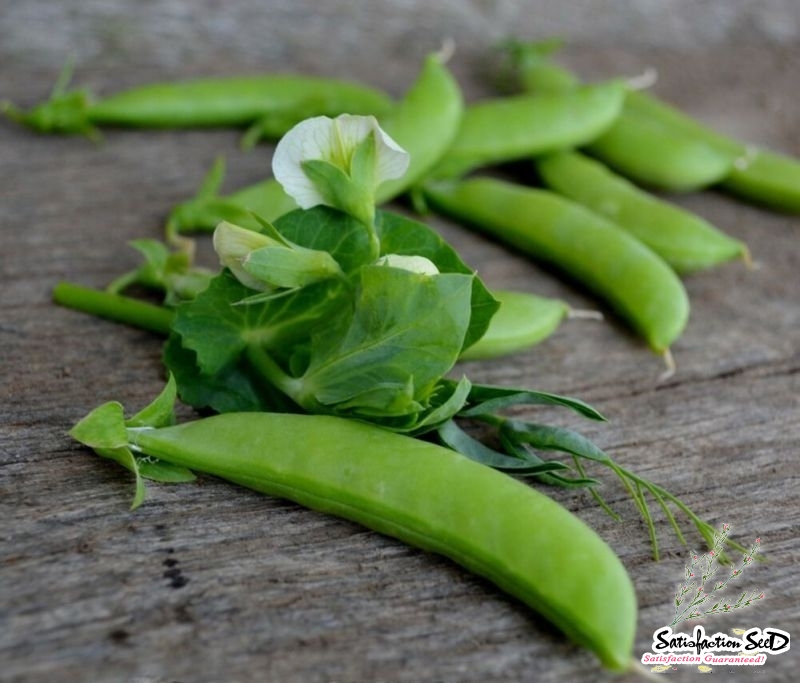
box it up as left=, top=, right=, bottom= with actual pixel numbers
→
left=1, top=4, right=798, bottom=682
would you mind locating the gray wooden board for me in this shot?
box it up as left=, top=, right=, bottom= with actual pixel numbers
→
left=1, top=3, right=798, bottom=682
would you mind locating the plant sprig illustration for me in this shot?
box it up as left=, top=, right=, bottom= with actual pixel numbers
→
left=671, top=524, right=764, bottom=626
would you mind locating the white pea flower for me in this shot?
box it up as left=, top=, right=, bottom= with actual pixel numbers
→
left=375, top=254, right=440, bottom=276
left=272, top=114, right=409, bottom=222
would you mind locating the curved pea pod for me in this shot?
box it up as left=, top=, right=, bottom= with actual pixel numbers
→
left=584, top=107, right=736, bottom=192
left=375, top=53, right=464, bottom=203
left=71, top=402, right=637, bottom=671
left=460, top=290, right=569, bottom=360
left=503, top=45, right=735, bottom=193
left=424, top=177, right=689, bottom=355
left=433, top=80, right=627, bottom=178
left=3, top=70, right=392, bottom=140
left=622, top=90, right=800, bottom=212
left=506, top=39, right=800, bottom=207
left=537, top=151, right=750, bottom=273
left=722, top=149, right=800, bottom=214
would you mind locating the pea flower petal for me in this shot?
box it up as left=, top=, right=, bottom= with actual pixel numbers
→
left=272, top=114, right=410, bottom=210
left=375, top=253, right=440, bottom=276
left=213, top=221, right=277, bottom=291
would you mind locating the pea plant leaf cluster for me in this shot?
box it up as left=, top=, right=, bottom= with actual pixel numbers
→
left=53, top=104, right=748, bottom=564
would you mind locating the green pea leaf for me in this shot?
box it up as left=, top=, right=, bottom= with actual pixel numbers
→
left=376, top=210, right=499, bottom=351
left=108, top=447, right=146, bottom=509
left=68, top=403, right=147, bottom=508
left=274, top=206, right=374, bottom=274
left=502, top=419, right=612, bottom=463
left=70, top=401, right=129, bottom=449
left=498, top=431, right=599, bottom=488
left=106, top=239, right=213, bottom=305
left=405, top=376, right=472, bottom=436
left=105, top=239, right=170, bottom=294
left=126, top=374, right=177, bottom=428
left=172, top=270, right=347, bottom=375
left=436, top=420, right=572, bottom=475
left=458, top=382, right=606, bottom=421
left=299, top=266, right=473, bottom=410
left=136, top=457, right=196, bottom=483
left=163, top=333, right=284, bottom=414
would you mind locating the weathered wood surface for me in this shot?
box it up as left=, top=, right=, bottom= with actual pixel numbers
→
left=1, top=3, right=798, bottom=682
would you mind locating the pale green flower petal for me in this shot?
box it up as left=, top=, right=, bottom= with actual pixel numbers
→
left=212, top=221, right=276, bottom=291
left=375, top=253, right=440, bottom=276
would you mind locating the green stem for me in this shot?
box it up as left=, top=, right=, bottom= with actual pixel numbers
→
left=245, top=344, right=303, bottom=399
left=615, top=464, right=750, bottom=557
left=572, top=455, right=621, bottom=521
left=53, top=282, right=174, bottom=335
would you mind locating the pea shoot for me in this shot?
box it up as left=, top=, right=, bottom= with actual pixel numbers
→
left=59, top=113, right=744, bottom=561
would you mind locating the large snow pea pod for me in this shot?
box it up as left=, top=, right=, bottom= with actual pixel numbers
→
left=3, top=68, right=392, bottom=140
left=433, top=80, right=626, bottom=178
left=71, top=400, right=637, bottom=672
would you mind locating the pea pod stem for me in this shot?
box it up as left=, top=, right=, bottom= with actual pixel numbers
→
left=52, top=281, right=174, bottom=335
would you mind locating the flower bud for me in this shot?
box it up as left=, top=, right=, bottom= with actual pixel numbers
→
left=374, top=253, right=440, bottom=276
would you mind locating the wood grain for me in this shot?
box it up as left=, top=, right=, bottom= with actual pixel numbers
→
left=1, top=3, right=798, bottom=682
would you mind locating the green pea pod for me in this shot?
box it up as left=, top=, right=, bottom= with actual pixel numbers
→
left=424, top=177, right=689, bottom=355
left=507, top=41, right=800, bottom=208
left=3, top=68, right=392, bottom=139
left=375, top=52, right=464, bottom=203
left=460, top=290, right=569, bottom=360
left=537, top=151, right=750, bottom=273
left=503, top=42, right=735, bottom=192
left=626, top=92, right=800, bottom=212
left=433, top=80, right=627, bottom=178
left=584, top=108, right=737, bottom=192
left=71, top=399, right=637, bottom=672
left=722, top=149, right=800, bottom=214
